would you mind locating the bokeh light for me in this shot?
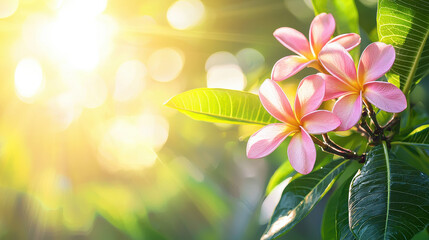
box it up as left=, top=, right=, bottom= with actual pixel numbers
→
left=97, top=114, right=169, bottom=172
left=236, top=48, right=265, bottom=74
left=206, top=51, right=247, bottom=90
left=114, top=60, right=147, bottom=102
left=148, top=48, right=184, bottom=82
left=167, top=0, right=205, bottom=30
left=0, top=0, right=19, bottom=18
left=14, top=57, right=44, bottom=102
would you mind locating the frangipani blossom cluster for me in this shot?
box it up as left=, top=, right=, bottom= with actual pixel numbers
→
left=247, top=13, right=407, bottom=174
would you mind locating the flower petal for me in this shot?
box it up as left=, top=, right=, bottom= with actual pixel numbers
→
left=317, top=73, right=355, bottom=100
left=294, top=74, right=325, bottom=118
left=310, top=13, right=335, bottom=55
left=287, top=128, right=316, bottom=174
left=363, top=81, right=407, bottom=113
left=358, top=42, right=395, bottom=85
left=327, top=33, right=361, bottom=51
left=333, top=93, right=362, bottom=131
left=271, top=56, right=314, bottom=81
left=274, top=27, right=313, bottom=59
left=319, top=43, right=359, bottom=89
left=247, top=123, right=294, bottom=159
left=259, top=79, right=298, bottom=124
left=301, top=110, right=341, bottom=134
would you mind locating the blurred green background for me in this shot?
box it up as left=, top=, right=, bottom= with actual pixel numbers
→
left=0, top=0, right=428, bottom=239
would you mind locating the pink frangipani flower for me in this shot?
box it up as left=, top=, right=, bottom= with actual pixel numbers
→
left=272, top=13, right=361, bottom=81
left=246, top=76, right=341, bottom=174
left=318, top=42, right=407, bottom=131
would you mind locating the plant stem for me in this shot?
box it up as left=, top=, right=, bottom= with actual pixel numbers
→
left=363, top=98, right=382, bottom=133
left=382, top=113, right=399, bottom=130
left=322, top=133, right=354, bottom=153
left=311, top=135, right=363, bottom=161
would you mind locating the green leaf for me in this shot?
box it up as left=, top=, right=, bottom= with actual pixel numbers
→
left=262, top=159, right=349, bottom=240
left=165, top=88, right=279, bottom=125
left=321, top=176, right=355, bottom=240
left=394, top=124, right=429, bottom=148
left=349, top=144, right=429, bottom=240
left=378, top=0, right=429, bottom=95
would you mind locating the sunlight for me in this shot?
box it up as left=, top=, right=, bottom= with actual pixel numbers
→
left=167, top=0, right=205, bottom=30
left=97, top=116, right=165, bottom=172
left=114, top=60, right=147, bottom=102
left=0, top=0, right=18, bottom=18
left=148, top=48, right=184, bottom=83
left=45, top=14, right=116, bottom=71
left=14, top=58, right=44, bottom=102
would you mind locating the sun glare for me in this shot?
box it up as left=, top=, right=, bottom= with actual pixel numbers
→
left=0, top=0, right=19, bottom=18
left=14, top=58, right=44, bottom=102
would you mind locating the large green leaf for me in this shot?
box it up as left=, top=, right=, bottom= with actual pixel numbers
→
left=378, top=0, right=429, bottom=95
left=321, top=176, right=354, bottom=240
left=165, top=88, right=279, bottom=125
left=349, top=144, right=429, bottom=240
left=262, top=159, right=349, bottom=240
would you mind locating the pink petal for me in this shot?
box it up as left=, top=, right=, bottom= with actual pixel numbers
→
left=309, top=13, right=335, bottom=56
left=271, top=56, right=314, bottom=81
left=358, top=42, right=396, bottom=85
left=333, top=93, right=362, bottom=131
left=294, top=74, right=325, bottom=118
left=287, top=128, right=316, bottom=174
left=318, top=43, right=359, bottom=89
left=301, top=110, right=341, bottom=134
left=363, top=81, right=407, bottom=113
left=317, top=73, right=355, bottom=100
left=274, top=27, right=313, bottom=59
left=327, top=33, right=361, bottom=51
left=259, top=79, right=298, bottom=124
left=247, top=123, right=295, bottom=159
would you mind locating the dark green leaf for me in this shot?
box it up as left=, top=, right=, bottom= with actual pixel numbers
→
left=349, top=144, right=429, bottom=240
left=399, top=103, right=429, bottom=137
left=395, top=124, right=429, bottom=148
left=262, top=159, right=349, bottom=240
left=165, top=88, right=279, bottom=125
left=378, top=0, right=429, bottom=95
left=321, top=176, right=355, bottom=240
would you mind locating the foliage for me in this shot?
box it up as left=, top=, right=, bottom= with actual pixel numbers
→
left=167, top=0, right=429, bottom=239
left=378, top=0, right=429, bottom=94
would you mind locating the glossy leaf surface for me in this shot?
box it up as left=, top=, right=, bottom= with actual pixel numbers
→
left=349, top=144, right=429, bottom=240
left=165, top=88, right=279, bottom=125
left=262, top=159, right=349, bottom=240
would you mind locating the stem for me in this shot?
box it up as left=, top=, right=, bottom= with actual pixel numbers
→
left=322, top=133, right=354, bottom=153
left=363, top=98, right=382, bottom=133
left=360, top=120, right=376, bottom=140
left=356, top=125, right=370, bottom=137
left=382, top=113, right=399, bottom=130
left=311, top=135, right=363, bottom=161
